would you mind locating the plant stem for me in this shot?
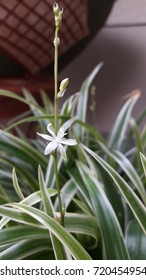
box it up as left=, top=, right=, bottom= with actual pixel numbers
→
left=54, top=25, right=64, bottom=226
left=54, top=152, right=64, bottom=226
left=54, top=27, right=59, bottom=134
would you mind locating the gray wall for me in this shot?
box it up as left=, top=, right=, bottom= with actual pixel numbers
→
left=59, top=0, right=146, bottom=132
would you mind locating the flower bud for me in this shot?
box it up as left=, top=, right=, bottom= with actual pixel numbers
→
left=59, top=78, right=69, bottom=92
left=53, top=3, right=60, bottom=15
left=57, top=89, right=66, bottom=98
left=53, top=3, right=63, bottom=28
left=53, top=37, right=60, bottom=46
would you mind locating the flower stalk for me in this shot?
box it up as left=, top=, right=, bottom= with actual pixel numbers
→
left=37, top=3, right=77, bottom=226
left=53, top=2, right=63, bottom=134
left=54, top=26, right=59, bottom=134
left=53, top=3, right=64, bottom=225
left=54, top=154, right=64, bottom=225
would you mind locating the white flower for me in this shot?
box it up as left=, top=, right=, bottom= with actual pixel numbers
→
left=37, top=123, right=77, bottom=160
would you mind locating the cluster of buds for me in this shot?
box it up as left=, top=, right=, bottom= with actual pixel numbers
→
left=53, top=3, right=63, bottom=29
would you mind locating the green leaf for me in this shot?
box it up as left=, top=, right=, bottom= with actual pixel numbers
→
left=38, top=165, right=54, bottom=217
left=4, top=115, right=53, bottom=132
left=108, top=91, right=140, bottom=150
left=4, top=115, right=69, bottom=132
left=54, top=179, right=77, bottom=211
left=22, top=188, right=57, bottom=206
left=141, top=126, right=146, bottom=149
left=99, top=142, right=146, bottom=204
left=73, top=198, right=92, bottom=215
left=140, top=153, right=146, bottom=183
left=0, top=188, right=57, bottom=229
left=0, top=89, right=45, bottom=114
left=3, top=157, right=39, bottom=192
left=0, top=195, right=10, bottom=205
left=96, top=165, right=125, bottom=228
left=68, top=168, right=93, bottom=211
left=0, top=130, right=47, bottom=170
left=0, top=239, right=52, bottom=260
left=0, top=184, right=11, bottom=203
left=140, top=152, right=146, bottom=180
left=0, top=217, right=10, bottom=230
left=82, top=144, right=146, bottom=234
left=130, top=118, right=144, bottom=153
left=65, top=213, right=99, bottom=248
left=76, top=120, right=105, bottom=144
left=45, top=153, right=64, bottom=189
left=38, top=165, right=69, bottom=260
left=8, top=203, right=92, bottom=260
left=76, top=161, right=129, bottom=260
left=112, top=150, right=146, bottom=204
left=0, top=212, right=99, bottom=259
left=40, top=89, right=54, bottom=114
left=125, top=220, right=146, bottom=259
left=0, top=205, right=41, bottom=227
left=136, top=108, right=146, bottom=127
left=0, top=212, right=98, bottom=246
left=12, top=168, right=25, bottom=200
left=23, top=88, right=48, bottom=131
left=0, top=226, right=50, bottom=246
left=0, top=157, right=39, bottom=193
left=61, top=93, right=79, bottom=117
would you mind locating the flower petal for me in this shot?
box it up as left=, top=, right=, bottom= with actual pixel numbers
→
left=60, top=117, right=76, bottom=133
left=58, top=143, right=67, bottom=161
left=47, top=123, right=56, bottom=138
left=57, top=127, right=66, bottom=139
left=36, top=132, right=53, bottom=141
left=44, top=141, right=58, bottom=155
left=60, top=138, right=77, bottom=146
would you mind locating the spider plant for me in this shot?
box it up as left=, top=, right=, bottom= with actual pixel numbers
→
left=0, top=3, right=145, bottom=260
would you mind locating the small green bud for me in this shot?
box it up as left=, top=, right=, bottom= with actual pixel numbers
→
left=53, top=37, right=60, bottom=46
left=53, top=3, right=60, bottom=15
left=59, top=78, right=69, bottom=92
left=53, top=3, right=63, bottom=28
left=57, top=89, right=66, bottom=98
left=57, top=78, right=69, bottom=99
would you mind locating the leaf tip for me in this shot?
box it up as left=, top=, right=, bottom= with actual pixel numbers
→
left=122, top=89, right=141, bottom=101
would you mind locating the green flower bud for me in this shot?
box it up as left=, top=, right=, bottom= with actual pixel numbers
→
left=53, top=3, right=63, bottom=28
left=53, top=37, right=60, bottom=46
left=53, top=3, right=60, bottom=15
left=59, top=78, right=69, bottom=92
left=57, top=89, right=66, bottom=98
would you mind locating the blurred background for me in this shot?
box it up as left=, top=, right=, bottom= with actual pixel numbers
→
left=60, top=0, right=146, bottom=133
left=0, top=0, right=145, bottom=134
